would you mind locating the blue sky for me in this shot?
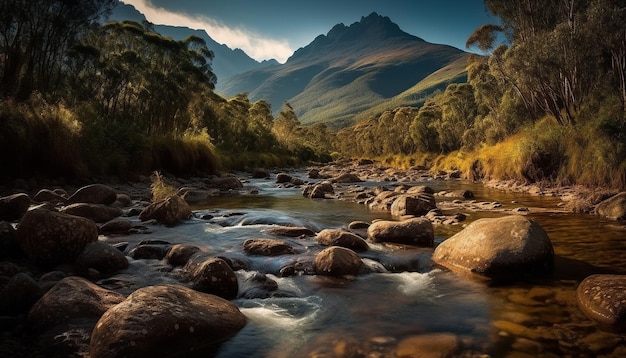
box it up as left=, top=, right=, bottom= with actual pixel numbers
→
left=120, top=0, right=500, bottom=63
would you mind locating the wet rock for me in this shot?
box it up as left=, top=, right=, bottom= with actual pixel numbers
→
left=99, top=218, right=132, bottom=235
left=89, top=284, right=247, bottom=358
left=316, top=229, right=369, bottom=252
left=577, top=331, right=623, bottom=354
left=333, top=173, right=362, bottom=183
left=406, top=185, right=435, bottom=195
left=75, top=241, right=129, bottom=275
left=577, top=274, right=626, bottom=328
left=60, top=203, right=123, bottom=223
left=390, top=193, right=437, bottom=217
left=251, top=167, right=270, bottom=178
left=432, top=215, right=554, bottom=281
left=128, top=241, right=172, bottom=260
left=208, top=176, right=243, bottom=190
left=33, top=189, right=67, bottom=203
left=238, top=272, right=279, bottom=299
left=276, top=173, right=293, bottom=183
left=0, top=220, right=22, bottom=258
left=243, top=238, right=296, bottom=256
left=38, top=271, right=68, bottom=291
left=367, top=190, right=401, bottom=211
left=348, top=221, right=370, bottom=230
left=112, top=193, right=132, bottom=207
left=138, top=195, right=191, bottom=226
left=314, top=246, right=362, bottom=277
left=165, top=244, right=201, bottom=266
left=27, top=276, right=124, bottom=332
left=367, top=218, right=434, bottom=247
left=182, top=255, right=239, bottom=299
left=395, top=333, right=460, bottom=358
left=305, top=181, right=334, bottom=199
left=180, top=188, right=219, bottom=205
left=0, top=273, right=43, bottom=314
left=265, top=226, right=316, bottom=237
left=0, top=193, right=30, bottom=221
left=17, top=208, right=98, bottom=266
left=595, top=192, right=626, bottom=220
left=67, top=184, right=117, bottom=205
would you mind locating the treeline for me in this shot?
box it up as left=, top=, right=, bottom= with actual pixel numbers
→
left=337, top=0, right=626, bottom=189
left=0, top=0, right=330, bottom=182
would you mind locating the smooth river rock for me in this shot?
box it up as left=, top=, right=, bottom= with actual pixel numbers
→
left=316, top=229, right=369, bottom=252
left=89, top=284, right=247, bottom=358
left=182, top=255, right=239, bottom=299
left=243, top=238, right=296, bottom=256
left=138, top=194, right=191, bottom=226
left=60, top=203, right=123, bottom=223
left=432, top=215, right=554, bottom=281
left=367, top=218, right=434, bottom=247
left=0, top=193, right=31, bottom=221
left=577, top=274, right=626, bottom=328
left=390, top=193, right=437, bottom=217
left=67, top=184, right=117, bottom=205
left=595, top=192, right=626, bottom=220
left=314, top=246, right=363, bottom=277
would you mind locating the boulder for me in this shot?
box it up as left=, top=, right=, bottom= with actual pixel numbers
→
left=17, top=208, right=98, bottom=266
left=348, top=221, right=370, bottom=230
left=305, top=182, right=334, bottom=199
left=396, top=333, right=460, bottom=358
left=390, top=194, right=437, bottom=217
left=432, top=215, right=554, bottom=281
left=75, top=241, right=129, bottom=274
left=251, top=167, right=270, bottom=178
left=138, top=195, right=191, bottom=226
left=265, top=226, right=316, bottom=237
left=577, top=274, right=626, bottom=328
left=243, top=238, right=296, bottom=256
left=333, top=173, right=362, bottom=183
left=316, top=229, right=369, bottom=252
left=208, top=176, right=243, bottom=190
left=128, top=241, right=172, bottom=260
left=0, top=220, right=22, bottom=258
left=180, top=188, right=219, bottom=205
left=67, top=184, right=117, bottom=205
left=0, top=193, right=30, bottom=221
left=595, top=192, right=626, bottom=220
left=60, top=203, right=123, bottom=223
left=367, top=191, right=401, bottom=211
left=89, top=284, right=247, bottom=358
left=182, top=255, right=239, bottom=300
left=367, top=218, right=434, bottom=247
left=27, top=276, right=125, bottom=332
left=0, top=273, right=43, bottom=314
left=276, top=173, right=293, bottom=183
left=406, top=186, right=435, bottom=195
left=165, top=244, right=201, bottom=266
left=314, top=246, right=362, bottom=277
left=33, top=189, right=67, bottom=203
left=112, top=193, right=132, bottom=207
left=99, top=219, right=132, bottom=235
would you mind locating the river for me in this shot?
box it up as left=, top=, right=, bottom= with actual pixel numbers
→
left=103, top=172, right=626, bottom=357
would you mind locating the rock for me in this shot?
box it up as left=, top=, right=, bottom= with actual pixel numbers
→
left=276, top=173, right=293, bottom=183
left=67, top=184, right=117, bottom=205
left=38, top=271, right=68, bottom=291
left=99, top=219, right=132, bottom=235
left=0, top=193, right=30, bottom=221
left=390, top=194, right=437, bottom=217
left=290, top=177, right=305, bottom=185
left=128, top=241, right=172, bottom=260
left=0, top=273, right=43, bottom=314
left=89, top=284, right=247, bottom=358
left=432, top=215, right=554, bottom=281
left=138, top=195, right=191, bottom=226
left=180, top=188, right=219, bottom=205
left=182, top=255, right=239, bottom=299
left=314, top=246, right=362, bottom=277
left=308, top=168, right=321, bottom=179
left=27, top=276, right=125, bottom=331
left=243, top=238, right=296, bottom=256
left=406, top=186, right=435, bottom=195
left=60, top=203, right=123, bottom=223
left=333, top=173, right=362, bottom=183
left=75, top=241, right=129, bottom=274
left=0, top=220, right=22, bottom=258
left=17, top=208, right=98, bottom=266
left=577, top=274, right=626, bottom=328
left=367, top=218, right=434, bottom=247
left=265, top=226, right=316, bottom=237
left=367, top=190, right=401, bottom=211
left=112, top=193, right=132, bottom=207
left=238, top=272, right=279, bottom=299
left=208, top=176, right=243, bottom=190
left=165, top=244, right=201, bottom=266
left=305, top=181, right=334, bottom=199
left=396, top=333, right=460, bottom=358
left=33, top=189, right=67, bottom=203
left=251, top=168, right=270, bottom=178
left=316, top=229, right=369, bottom=252
left=348, top=221, right=370, bottom=230
left=595, top=192, right=626, bottom=220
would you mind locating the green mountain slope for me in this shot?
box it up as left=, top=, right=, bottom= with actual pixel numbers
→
left=218, top=12, right=469, bottom=128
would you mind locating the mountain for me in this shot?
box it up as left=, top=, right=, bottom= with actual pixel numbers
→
left=108, top=2, right=278, bottom=83
left=218, top=12, right=469, bottom=128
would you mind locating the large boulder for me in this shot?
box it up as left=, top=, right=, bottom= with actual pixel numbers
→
left=139, top=195, right=191, bottom=226
left=67, top=184, right=117, bottom=205
left=182, top=255, right=239, bottom=300
left=28, top=276, right=125, bottom=332
left=60, top=203, right=123, bottom=223
left=0, top=272, right=43, bottom=314
left=0, top=193, right=30, bottom=221
left=33, top=189, right=67, bottom=203
left=577, top=274, right=626, bottom=328
left=314, top=246, right=362, bottom=277
left=316, top=229, right=369, bottom=252
left=75, top=241, right=129, bottom=274
left=165, top=244, right=201, bottom=266
left=367, top=218, right=434, bottom=247
left=595, top=192, right=626, bottom=220
left=432, top=215, right=554, bottom=281
left=89, top=284, right=247, bottom=358
left=390, top=194, right=437, bottom=217
left=243, top=238, right=296, bottom=256
left=17, top=208, right=98, bottom=266
left=305, top=182, right=335, bottom=199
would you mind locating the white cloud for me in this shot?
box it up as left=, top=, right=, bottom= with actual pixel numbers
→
left=120, top=0, right=292, bottom=63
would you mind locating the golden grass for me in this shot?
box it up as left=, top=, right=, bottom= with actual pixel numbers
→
left=150, top=171, right=178, bottom=202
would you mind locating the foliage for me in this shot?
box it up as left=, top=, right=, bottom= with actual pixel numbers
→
left=150, top=171, right=178, bottom=202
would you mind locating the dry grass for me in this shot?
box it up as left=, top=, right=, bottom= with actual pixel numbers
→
left=150, top=171, right=178, bottom=202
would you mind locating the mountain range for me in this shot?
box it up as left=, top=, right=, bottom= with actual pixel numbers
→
left=110, top=4, right=469, bottom=128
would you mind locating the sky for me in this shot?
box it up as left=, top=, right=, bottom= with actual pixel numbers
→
left=120, top=0, right=500, bottom=63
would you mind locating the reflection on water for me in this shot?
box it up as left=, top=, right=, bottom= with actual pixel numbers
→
left=119, top=177, right=626, bottom=356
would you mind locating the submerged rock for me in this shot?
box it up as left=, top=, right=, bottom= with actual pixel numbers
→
left=432, top=215, right=554, bottom=281
left=89, top=284, right=247, bottom=358
left=577, top=274, right=626, bottom=328
left=367, top=218, right=434, bottom=247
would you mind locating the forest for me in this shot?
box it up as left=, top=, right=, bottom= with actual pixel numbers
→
left=1, top=0, right=625, bottom=189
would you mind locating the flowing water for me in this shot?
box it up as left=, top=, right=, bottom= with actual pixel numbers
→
left=105, top=175, right=626, bottom=357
